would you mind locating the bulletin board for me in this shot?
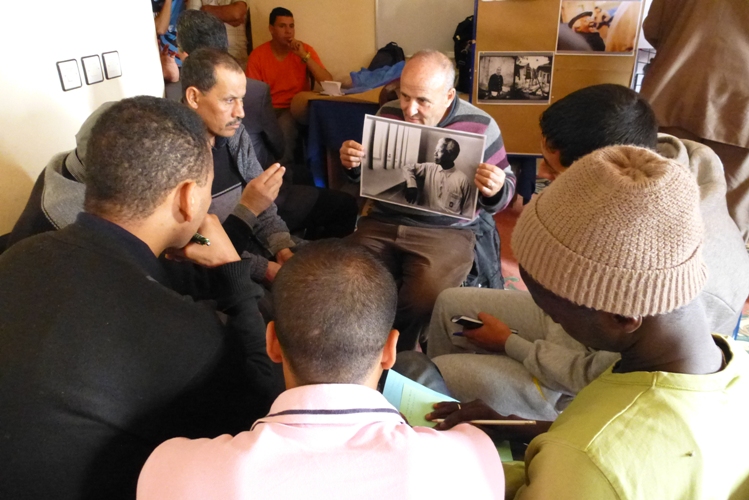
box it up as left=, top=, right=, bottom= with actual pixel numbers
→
left=474, top=0, right=646, bottom=155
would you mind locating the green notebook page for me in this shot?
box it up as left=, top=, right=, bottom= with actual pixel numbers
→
left=382, top=369, right=513, bottom=461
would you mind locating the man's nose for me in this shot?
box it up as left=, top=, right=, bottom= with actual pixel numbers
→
left=405, top=100, right=419, bottom=117
left=233, top=101, right=244, bottom=119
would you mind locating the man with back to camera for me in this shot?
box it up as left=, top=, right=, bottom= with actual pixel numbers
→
left=186, top=0, right=250, bottom=68
left=0, top=96, right=278, bottom=500
left=428, top=145, right=749, bottom=499
left=639, top=0, right=749, bottom=244
left=136, top=240, right=505, bottom=500
left=247, top=7, right=332, bottom=166
left=5, top=101, right=115, bottom=248
left=488, top=67, right=503, bottom=98
left=422, top=84, right=749, bottom=421
left=340, top=50, right=516, bottom=351
left=176, top=11, right=358, bottom=243
left=402, top=137, right=472, bottom=217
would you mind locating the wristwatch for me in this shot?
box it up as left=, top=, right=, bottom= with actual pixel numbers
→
left=302, top=52, right=311, bottom=63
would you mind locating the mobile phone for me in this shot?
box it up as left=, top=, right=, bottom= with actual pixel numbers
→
left=451, top=315, right=483, bottom=330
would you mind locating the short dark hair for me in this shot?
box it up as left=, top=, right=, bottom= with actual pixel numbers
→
left=540, top=84, right=658, bottom=167
left=84, top=96, right=210, bottom=221
left=176, top=10, right=229, bottom=54
left=272, top=240, right=398, bottom=385
left=270, top=7, right=293, bottom=25
left=181, top=47, right=244, bottom=99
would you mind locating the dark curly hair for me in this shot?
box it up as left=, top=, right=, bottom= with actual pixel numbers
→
left=540, top=84, right=658, bottom=167
left=176, top=10, right=229, bottom=55
left=84, top=96, right=210, bottom=221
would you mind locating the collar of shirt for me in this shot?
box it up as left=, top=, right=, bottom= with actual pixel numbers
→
left=437, top=98, right=459, bottom=128
left=251, top=384, right=405, bottom=429
left=438, top=165, right=458, bottom=176
left=75, top=212, right=170, bottom=286
left=602, top=335, right=745, bottom=392
left=213, top=135, right=230, bottom=151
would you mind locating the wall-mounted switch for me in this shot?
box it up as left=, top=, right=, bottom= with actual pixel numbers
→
left=82, top=55, right=103, bottom=85
left=57, top=59, right=82, bottom=91
left=102, top=51, right=122, bottom=79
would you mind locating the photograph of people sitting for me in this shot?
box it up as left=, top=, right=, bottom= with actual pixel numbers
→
left=557, top=1, right=642, bottom=53
left=1, top=0, right=748, bottom=499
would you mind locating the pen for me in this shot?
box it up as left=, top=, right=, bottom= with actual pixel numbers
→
left=430, top=419, right=537, bottom=426
left=453, top=329, right=518, bottom=337
left=191, top=232, right=211, bottom=246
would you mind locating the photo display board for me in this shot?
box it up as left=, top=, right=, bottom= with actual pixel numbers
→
left=474, top=0, right=645, bottom=154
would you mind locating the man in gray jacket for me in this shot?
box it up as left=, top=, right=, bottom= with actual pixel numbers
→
left=182, top=48, right=295, bottom=283
left=6, top=102, right=115, bottom=248
left=176, top=10, right=357, bottom=246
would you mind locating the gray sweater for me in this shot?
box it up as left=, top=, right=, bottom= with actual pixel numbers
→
left=214, top=124, right=296, bottom=281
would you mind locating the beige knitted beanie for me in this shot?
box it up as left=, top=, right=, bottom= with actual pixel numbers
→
left=512, top=145, right=706, bottom=317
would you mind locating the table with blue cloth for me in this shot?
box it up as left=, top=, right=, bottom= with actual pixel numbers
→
left=306, top=99, right=379, bottom=189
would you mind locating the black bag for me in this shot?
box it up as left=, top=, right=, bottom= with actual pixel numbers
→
left=368, top=42, right=406, bottom=71
left=453, top=16, right=475, bottom=94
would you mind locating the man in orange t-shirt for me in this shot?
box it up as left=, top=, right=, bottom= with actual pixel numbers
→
left=247, top=7, right=332, bottom=167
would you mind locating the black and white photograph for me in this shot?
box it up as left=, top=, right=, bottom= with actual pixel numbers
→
left=360, top=115, right=486, bottom=220
left=477, top=53, right=553, bottom=104
left=557, top=1, right=642, bottom=54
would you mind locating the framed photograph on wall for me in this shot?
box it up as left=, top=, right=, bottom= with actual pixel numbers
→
left=477, top=52, right=554, bottom=104
left=360, top=115, right=486, bottom=221
left=557, top=1, right=643, bottom=54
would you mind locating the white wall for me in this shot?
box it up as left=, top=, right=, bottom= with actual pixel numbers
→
left=376, top=0, right=474, bottom=57
left=0, top=1, right=164, bottom=233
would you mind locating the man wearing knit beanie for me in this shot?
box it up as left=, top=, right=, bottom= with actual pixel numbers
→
left=428, top=145, right=749, bottom=499
left=423, top=84, right=749, bottom=422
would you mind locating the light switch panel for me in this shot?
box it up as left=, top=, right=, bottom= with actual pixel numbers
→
left=102, top=51, right=122, bottom=79
left=82, top=55, right=103, bottom=85
left=56, top=59, right=82, bottom=92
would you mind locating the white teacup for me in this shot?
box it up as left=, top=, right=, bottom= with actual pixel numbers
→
left=321, top=80, right=343, bottom=96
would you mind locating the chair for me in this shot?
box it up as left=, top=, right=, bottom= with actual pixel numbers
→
left=0, top=233, right=10, bottom=255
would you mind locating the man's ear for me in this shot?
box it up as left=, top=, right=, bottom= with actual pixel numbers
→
left=174, top=180, right=199, bottom=223
left=380, top=329, right=400, bottom=371
left=266, top=321, right=284, bottom=363
left=541, top=137, right=566, bottom=174
left=599, top=312, right=643, bottom=348
left=611, top=314, right=643, bottom=333
left=184, top=86, right=202, bottom=110
left=446, top=87, right=456, bottom=104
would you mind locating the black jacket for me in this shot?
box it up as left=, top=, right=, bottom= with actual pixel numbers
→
left=0, top=214, right=280, bottom=500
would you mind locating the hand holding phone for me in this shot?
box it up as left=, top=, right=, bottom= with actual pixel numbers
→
left=450, top=313, right=517, bottom=353
left=451, top=315, right=484, bottom=330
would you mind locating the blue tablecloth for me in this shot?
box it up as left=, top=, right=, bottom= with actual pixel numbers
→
left=306, top=100, right=379, bottom=187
